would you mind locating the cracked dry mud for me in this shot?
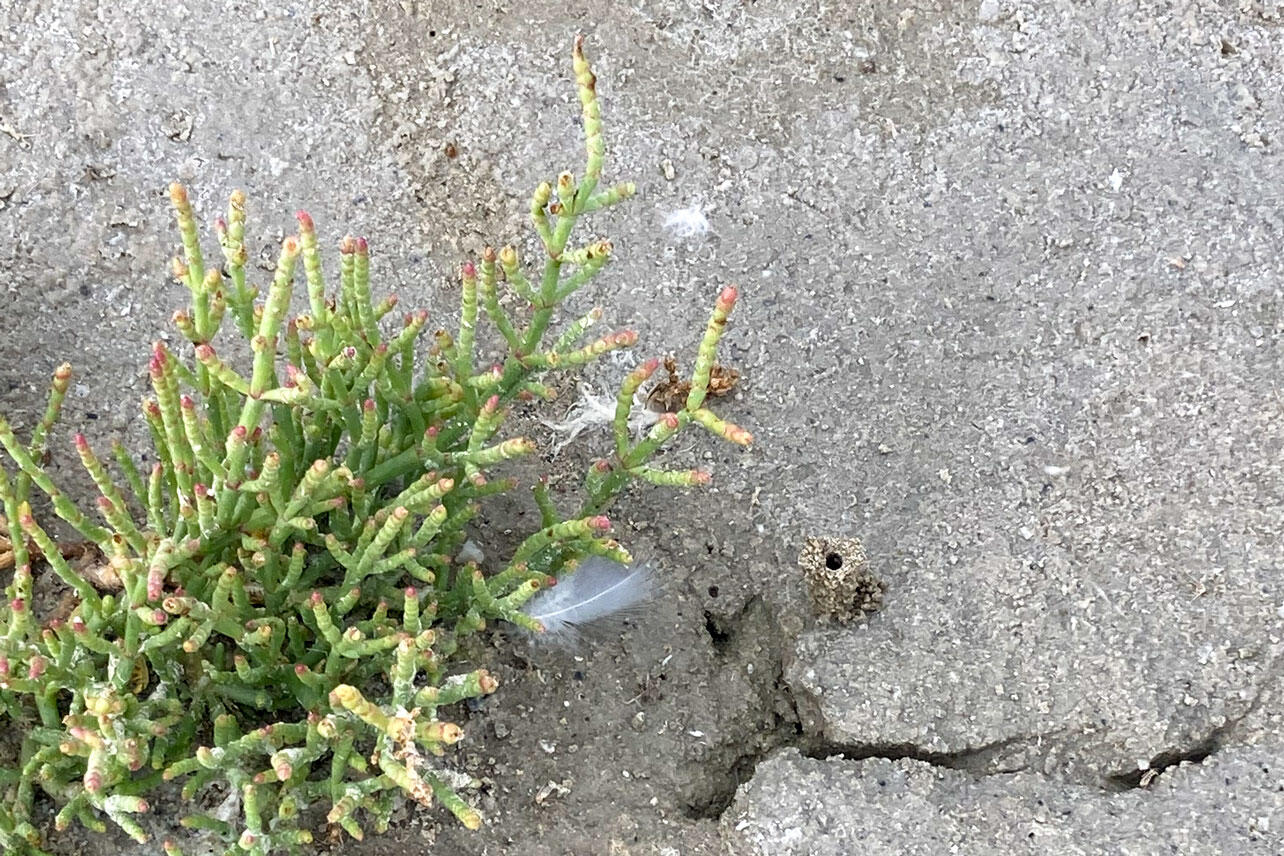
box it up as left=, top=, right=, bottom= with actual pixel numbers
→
left=3, top=0, right=1284, bottom=853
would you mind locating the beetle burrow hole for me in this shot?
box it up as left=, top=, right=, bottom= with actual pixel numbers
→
left=825, top=552, right=843, bottom=571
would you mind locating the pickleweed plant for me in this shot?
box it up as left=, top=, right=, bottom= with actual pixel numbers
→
left=0, top=38, right=750, bottom=855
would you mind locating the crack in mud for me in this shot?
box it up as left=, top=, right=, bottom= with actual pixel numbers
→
left=682, top=594, right=1051, bottom=819
left=684, top=597, right=1276, bottom=820
left=798, top=732, right=1041, bottom=775
left=1106, top=667, right=1278, bottom=790
left=1106, top=733, right=1221, bottom=790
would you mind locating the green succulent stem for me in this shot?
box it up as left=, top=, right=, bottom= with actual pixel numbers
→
left=0, top=38, right=750, bottom=856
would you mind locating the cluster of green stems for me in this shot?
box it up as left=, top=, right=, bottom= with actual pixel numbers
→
left=0, top=37, right=750, bottom=855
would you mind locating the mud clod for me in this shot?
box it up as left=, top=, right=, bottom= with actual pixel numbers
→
left=797, top=536, right=885, bottom=623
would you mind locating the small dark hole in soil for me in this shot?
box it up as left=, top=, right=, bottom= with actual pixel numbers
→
left=704, top=611, right=732, bottom=654
left=707, top=585, right=719, bottom=598
left=825, top=552, right=843, bottom=570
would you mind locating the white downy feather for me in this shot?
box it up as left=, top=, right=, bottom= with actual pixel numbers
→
left=522, top=557, right=655, bottom=645
left=539, top=381, right=660, bottom=455
left=663, top=204, right=711, bottom=238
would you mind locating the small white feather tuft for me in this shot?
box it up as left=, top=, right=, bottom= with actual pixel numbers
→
left=522, top=557, right=655, bottom=646
left=663, top=204, right=711, bottom=238
left=539, top=382, right=659, bottom=455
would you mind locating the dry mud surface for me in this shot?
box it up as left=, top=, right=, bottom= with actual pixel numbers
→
left=2, top=1, right=1282, bottom=853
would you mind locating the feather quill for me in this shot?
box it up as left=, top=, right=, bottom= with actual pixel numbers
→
left=522, top=557, right=655, bottom=646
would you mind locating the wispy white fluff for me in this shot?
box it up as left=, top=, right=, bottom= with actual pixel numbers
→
left=522, top=557, right=655, bottom=646
left=663, top=204, right=710, bottom=238
left=539, top=382, right=660, bottom=455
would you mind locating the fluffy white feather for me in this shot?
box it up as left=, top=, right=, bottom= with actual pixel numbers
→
left=539, top=381, right=660, bottom=455
left=522, top=557, right=655, bottom=645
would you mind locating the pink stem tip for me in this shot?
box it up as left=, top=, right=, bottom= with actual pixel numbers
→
left=717, top=285, right=739, bottom=310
